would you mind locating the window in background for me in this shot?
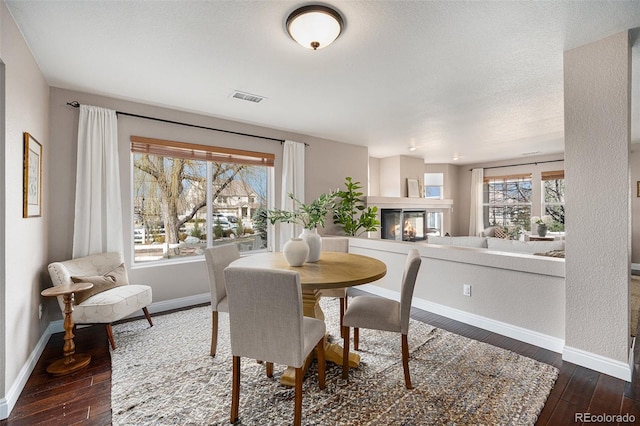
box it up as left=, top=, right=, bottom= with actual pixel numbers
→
left=542, top=170, right=565, bottom=232
left=483, top=174, right=532, bottom=234
left=131, top=136, right=273, bottom=263
left=424, top=173, right=444, bottom=199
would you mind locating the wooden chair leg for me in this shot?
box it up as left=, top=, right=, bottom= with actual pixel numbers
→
left=106, top=324, right=116, bottom=350
left=354, top=327, right=359, bottom=351
left=342, top=326, right=350, bottom=379
left=143, top=307, right=153, bottom=327
left=317, top=336, right=326, bottom=389
left=266, top=362, right=274, bottom=378
left=339, top=297, right=345, bottom=338
left=210, top=311, right=218, bottom=357
left=294, top=366, right=303, bottom=426
left=402, top=334, right=413, bottom=389
left=231, top=356, right=240, bottom=424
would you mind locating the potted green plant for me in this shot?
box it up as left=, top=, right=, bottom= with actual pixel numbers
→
left=266, top=191, right=336, bottom=263
left=333, top=177, right=380, bottom=236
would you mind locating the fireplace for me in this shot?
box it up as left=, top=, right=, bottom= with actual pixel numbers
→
left=381, top=209, right=427, bottom=241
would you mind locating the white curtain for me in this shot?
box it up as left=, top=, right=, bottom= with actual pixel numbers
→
left=72, top=105, right=124, bottom=258
left=468, top=168, right=484, bottom=236
left=279, top=140, right=305, bottom=250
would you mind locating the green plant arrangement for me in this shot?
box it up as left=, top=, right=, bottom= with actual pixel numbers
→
left=333, top=177, right=380, bottom=236
left=266, top=191, right=336, bottom=230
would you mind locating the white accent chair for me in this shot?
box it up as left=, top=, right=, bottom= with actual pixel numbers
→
left=319, top=236, right=349, bottom=336
left=224, top=267, right=326, bottom=426
left=47, top=252, right=153, bottom=350
left=342, top=249, right=422, bottom=389
left=203, top=244, right=239, bottom=357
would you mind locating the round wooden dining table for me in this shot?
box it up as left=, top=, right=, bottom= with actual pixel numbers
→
left=230, top=251, right=387, bottom=386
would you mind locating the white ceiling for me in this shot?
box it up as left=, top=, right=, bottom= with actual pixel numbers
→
left=6, top=1, right=640, bottom=165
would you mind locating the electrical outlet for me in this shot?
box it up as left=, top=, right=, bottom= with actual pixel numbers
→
left=38, top=303, right=43, bottom=319
left=463, top=284, right=472, bottom=297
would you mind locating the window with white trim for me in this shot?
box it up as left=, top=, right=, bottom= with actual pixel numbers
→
left=424, top=173, right=444, bottom=199
left=542, top=170, right=565, bottom=232
left=483, top=174, right=532, bottom=232
left=131, top=136, right=273, bottom=263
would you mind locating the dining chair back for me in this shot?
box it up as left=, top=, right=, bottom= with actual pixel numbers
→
left=204, top=243, right=240, bottom=356
left=224, top=266, right=326, bottom=425
left=342, top=248, right=422, bottom=389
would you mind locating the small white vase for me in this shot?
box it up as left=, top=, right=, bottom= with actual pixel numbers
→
left=283, top=238, right=309, bottom=267
left=299, top=228, right=322, bottom=262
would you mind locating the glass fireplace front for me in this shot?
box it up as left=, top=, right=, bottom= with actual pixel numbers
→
left=381, top=209, right=427, bottom=242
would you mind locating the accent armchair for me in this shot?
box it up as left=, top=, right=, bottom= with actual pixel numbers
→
left=47, top=252, right=153, bottom=350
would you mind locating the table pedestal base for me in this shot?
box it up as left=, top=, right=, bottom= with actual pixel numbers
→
left=280, top=288, right=360, bottom=387
left=46, top=353, right=91, bottom=376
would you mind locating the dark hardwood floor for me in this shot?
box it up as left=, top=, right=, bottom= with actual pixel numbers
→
left=2, top=301, right=640, bottom=425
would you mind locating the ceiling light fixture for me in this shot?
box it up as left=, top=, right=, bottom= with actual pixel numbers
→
left=286, top=5, right=344, bottom=50
left=408, top=146, right=417, bottom=152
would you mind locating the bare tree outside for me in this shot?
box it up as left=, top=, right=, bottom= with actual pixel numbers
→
left=544, top=179, right=565, bottom=231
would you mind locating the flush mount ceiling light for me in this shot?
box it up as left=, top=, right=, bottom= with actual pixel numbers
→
left=286, top=5, right=344, bottom=50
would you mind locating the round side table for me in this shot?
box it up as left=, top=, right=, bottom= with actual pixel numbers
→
left=41, top=282, right=93, bottom=376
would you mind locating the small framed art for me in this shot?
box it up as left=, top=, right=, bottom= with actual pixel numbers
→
left=23, top=132, right=42, bottom=218
left=407, top=178, right=420, bottom=198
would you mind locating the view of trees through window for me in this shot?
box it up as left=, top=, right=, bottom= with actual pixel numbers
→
left=483, top=175, right=532, bottom=234
left=544, top=177, right=565, bottom=232
left=133, top=152, right=269, bottom=263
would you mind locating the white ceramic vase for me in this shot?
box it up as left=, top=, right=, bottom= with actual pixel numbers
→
left=283, top=238, right=309, bottom=267
left=299, top=228, right=322, bottom=262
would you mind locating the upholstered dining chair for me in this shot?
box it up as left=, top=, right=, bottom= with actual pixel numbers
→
left=47, top=252, right=153, bottom=350
left=341, top=248, right=422, bottom=389
left=319, top=236, right=349, bottom=336
left=203, top=243, right=240, bottom=357
left=224, top=267, right=326, bottom=426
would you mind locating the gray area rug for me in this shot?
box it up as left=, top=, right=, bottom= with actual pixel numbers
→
left=111, top=299, right=558, bottom=425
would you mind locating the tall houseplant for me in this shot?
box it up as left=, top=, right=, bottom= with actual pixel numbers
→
left=333, top=177, right=380, bottom=236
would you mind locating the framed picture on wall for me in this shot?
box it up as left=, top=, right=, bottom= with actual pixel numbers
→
left=23, top=132, right=42, bottom=218
left=407, top=178, right=420, bottom=198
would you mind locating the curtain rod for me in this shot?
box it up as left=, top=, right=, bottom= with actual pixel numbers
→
left=468, top=159, right=564, bottom=172
left=65, top=101, right=305, bottom=145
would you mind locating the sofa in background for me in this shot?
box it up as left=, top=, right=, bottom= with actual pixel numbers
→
left=427, top=235, right=565, bottom=255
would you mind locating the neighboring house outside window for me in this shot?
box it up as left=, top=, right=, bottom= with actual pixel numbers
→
left=131, top=136, right=273, bottom=263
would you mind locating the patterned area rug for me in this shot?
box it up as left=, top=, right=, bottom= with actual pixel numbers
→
left=111, top=299, right=558, bottom=425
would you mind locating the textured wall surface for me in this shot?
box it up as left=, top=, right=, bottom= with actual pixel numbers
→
left=564, top=31, right=630, bottom=363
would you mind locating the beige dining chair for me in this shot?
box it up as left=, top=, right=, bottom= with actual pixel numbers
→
left=319, top=236, right=349, bottom=336
left=203, top=244, right=239, bottom=357
left=224, top=266, right=326, bottom=426
left=341, top=248, right=422, bottom=389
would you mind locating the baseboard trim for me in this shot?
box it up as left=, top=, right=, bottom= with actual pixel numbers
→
left=0, top=320, right=63, bottom=419
left=357, top=284, right=565, bottom=354
left=123, top=293, right=211, bottom=320
left=563, top=345, right=632, bottom=382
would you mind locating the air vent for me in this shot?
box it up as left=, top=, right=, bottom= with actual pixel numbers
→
left=521, top=151, right=541, bottom=156
left=231, top=90, right=266, bottom=104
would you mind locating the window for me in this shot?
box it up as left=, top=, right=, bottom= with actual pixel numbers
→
left=542, top=170, right=565, bottom=232
left=483, top=174, right=532, bottom=232
left=131, top=136, right=274, bottom=263
left=424, top=173, right=444, bottom=199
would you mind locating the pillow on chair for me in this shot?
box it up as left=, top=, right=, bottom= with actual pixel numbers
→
left=493, top=227, right=508, bottom=239
left=71, top=263, right=129, bottom=304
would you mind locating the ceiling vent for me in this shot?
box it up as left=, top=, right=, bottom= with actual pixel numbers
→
left=231, top=90, right=266, bottom=104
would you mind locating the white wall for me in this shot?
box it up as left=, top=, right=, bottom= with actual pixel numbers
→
left=48, top=87, right=369, bottom=307
left=564, top=31, right=630, bottom=367
left=1, top=0, right=49, bottom=407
